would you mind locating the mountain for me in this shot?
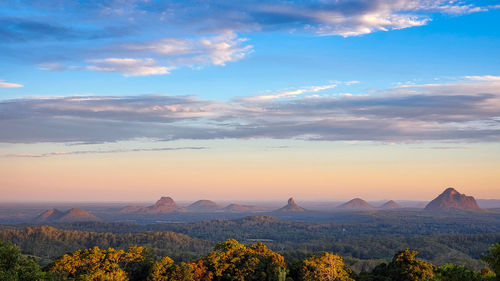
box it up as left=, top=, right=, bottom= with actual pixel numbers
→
left=34, top=208, right=64, bottom=222
left=187, top=200, right=220, bottom=212
left=35, top=208, right=99, bottom=222
left=121, top=197, right=185, bottom=214
left=223, top=204, right=263, bottom=212
left=337, top=198, right=373, bottom=209
left=425, top=188, right=481, bottom=211
left=379, top=200, right=402, bottom=209
left=274, top=197, right=306, bottom=212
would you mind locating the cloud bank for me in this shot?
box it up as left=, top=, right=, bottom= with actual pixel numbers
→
left=1, top=76, right=499, bottom=144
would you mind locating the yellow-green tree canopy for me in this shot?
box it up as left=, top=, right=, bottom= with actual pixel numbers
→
left=48, top=245, right=150, bottom=281
left=299, top=252, right=354, bottom=281
left=204, top=239, right=286, bottom=281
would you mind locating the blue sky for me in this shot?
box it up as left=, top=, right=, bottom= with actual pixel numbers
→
left=1, top=1, right=500, bottom=101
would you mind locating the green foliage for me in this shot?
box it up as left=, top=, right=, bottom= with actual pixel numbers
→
left=359, top=249, right=435, bottom=281
left=481, top=243, right=500, bottom=279
left=0, top=238, right=46, bottom=281
left=432, top=264, right=483, bottom=281
left=299, top=252, right=354, bottom=281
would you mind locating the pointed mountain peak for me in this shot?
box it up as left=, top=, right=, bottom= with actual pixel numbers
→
left=274, top=197, right=306, bottom=212
left=443, top=187, right=458, bottom=195
left=425, top=188, right=480, bottom=211
left=380, top=200, right=402, bottom=209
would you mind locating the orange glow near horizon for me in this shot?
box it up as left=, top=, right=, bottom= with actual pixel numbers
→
left=0, top=140, right=499, bottom=202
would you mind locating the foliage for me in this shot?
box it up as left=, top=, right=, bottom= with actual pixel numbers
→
left=432, top=264, right=483, bottom=281
left=481, top=243, right=500, bottom=280
left=359, top=249, right=435, bottom=281
left=298, top=252, right=354, bottom=281
left=0, top=238, right=46, bottom=281
left=48, top=245, right=152, bottom=281
left=203, top=239, right=287, bottom=281
left=0, top=225, right=212, bottom=264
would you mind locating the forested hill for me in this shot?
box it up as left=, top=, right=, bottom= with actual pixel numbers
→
left=1, top=223, right=499, bottom=271
left=0, top=225, right=213, bottom=264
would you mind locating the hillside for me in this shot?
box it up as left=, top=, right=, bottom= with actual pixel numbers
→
left=35, top=208, right=99, bottom=223
left=0, top=225, right=212, bottom=264
left=187, top=200, right=220, bottom=212
left=425, top=188, right=481, bottom=211
left=337, top=198, right=373, bottom=209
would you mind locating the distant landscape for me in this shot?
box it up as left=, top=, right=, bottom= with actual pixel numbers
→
left=2, top=0, right=500, bottom=280
left=1, top=187, right=500, bottom=279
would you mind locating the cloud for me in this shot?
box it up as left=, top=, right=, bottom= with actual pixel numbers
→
left=87, top=32, right=253, bottom=76
left=0, top=80, right=23, bottom=88
left=465, top=75, right=500, bottom=81
left=241, top=84, right=337, bottom=101
left=87, top=58, right=171, bottom=76
left=0, top=147, right=207, bottom=158
left=1, top=77, right=499, bottom=144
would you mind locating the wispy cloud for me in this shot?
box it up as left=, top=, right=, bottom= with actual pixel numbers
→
left=87, top=58, right=171, bottom=76
left=1, top=77, right=499, bottom=144
left=0, top=80, right=23, bottom=88
left=240, top=84, right=337, bottom=101
left=0, top=147, right=207, bottom=158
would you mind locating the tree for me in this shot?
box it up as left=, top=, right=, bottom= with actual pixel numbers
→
left=299, top=252, right=354, bottom=281
left=433, top=264, right=482, bottom=281
left=48, top=245, right=151, bottom=281
left=0, top=239, right=45, bottom=281
left=203, top=239, right=287, bottom=281
left=481, top=243, right=500, bottom=280
left=362, top=249, right=435, bottom=281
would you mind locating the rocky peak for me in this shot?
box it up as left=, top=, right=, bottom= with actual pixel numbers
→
left=155, top=197, right=175, bottom=207
left=425, top=188, right=480, bottom=211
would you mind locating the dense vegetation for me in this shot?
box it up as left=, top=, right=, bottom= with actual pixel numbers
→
left=1, top=237, right=499, bottom=281
left=3, top=215, right=499, bottom=271
left=0, top=226, right=213, bottom=265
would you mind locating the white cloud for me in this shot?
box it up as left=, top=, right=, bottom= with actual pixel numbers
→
left=0, top=80, right=23, bottom=88
left=465, top=75, right=500, bottom=81
left=85, top=32, right=253, bottom=76
left=87, top=58, right=171, bottom=76
left=125, top=31, right=253, bottom=67
left=242, top=84, right=337, bottom=101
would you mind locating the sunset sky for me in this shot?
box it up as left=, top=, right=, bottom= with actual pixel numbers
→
left=1, top=0, right=499, bottom=201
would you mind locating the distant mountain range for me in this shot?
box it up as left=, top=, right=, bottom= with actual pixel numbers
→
left=32, top=187, right=482, bottom=222
left=35, top=208, right=99, bottom=222
left=425, top=188, right=480, bottom=211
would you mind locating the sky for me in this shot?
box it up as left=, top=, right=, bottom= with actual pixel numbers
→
left=1, top=0, right=500, bottom=202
